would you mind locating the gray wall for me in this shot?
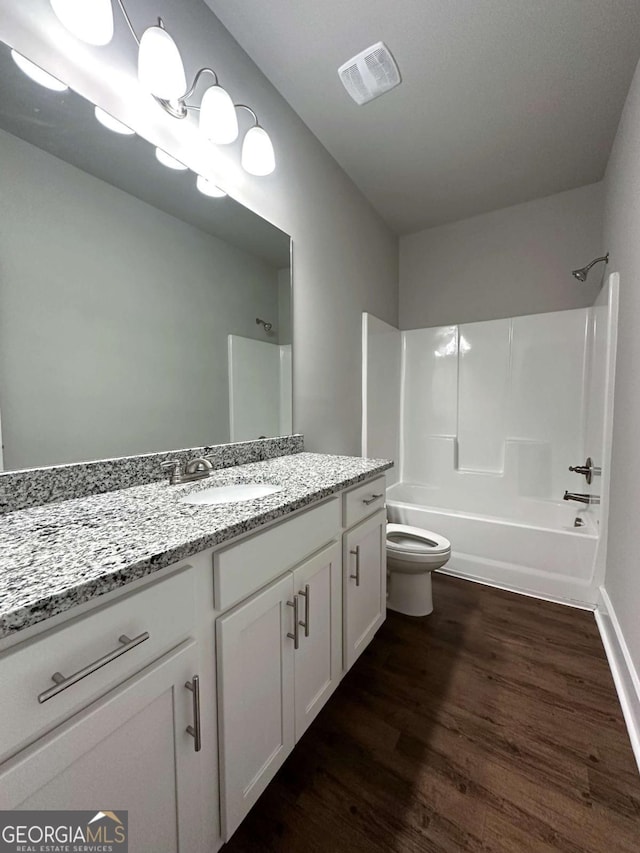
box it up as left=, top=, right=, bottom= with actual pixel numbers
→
left=0, top=128, right=280, bottom=469
left=0, top=0, right=398, bottom=457
left=399, top=182, right=604, bottom=329
left=603, top=57, right=640, bottom=682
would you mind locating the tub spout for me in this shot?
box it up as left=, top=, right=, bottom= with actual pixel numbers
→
left=563, top=491, right=600, bottom=505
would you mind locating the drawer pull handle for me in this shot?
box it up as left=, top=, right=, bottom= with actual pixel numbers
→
left=350, top=546, right=361, bottom=586
left=185, top=675, right=202, bottom=753
left=287, top=596, right=300, bottom=649
left=37, top=631, right=150, bottom=704
left=298, top=584, right=310, bottom=638
left=362, top=493, right=383, bottom=506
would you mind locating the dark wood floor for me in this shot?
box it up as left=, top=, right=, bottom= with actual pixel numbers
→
left=224, top=575, right=640, bottom=852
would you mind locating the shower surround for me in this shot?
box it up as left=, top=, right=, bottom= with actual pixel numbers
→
left=363, top=275, right=618, bottom=606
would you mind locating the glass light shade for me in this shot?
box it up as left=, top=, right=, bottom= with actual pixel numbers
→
left=199, top=86, right=238, bottom=144
left=94, top=106, right=135, bottom=135
left=138, top=25, right=187, bottom=100
left=11, top=51, right=69, bottom=91
left=241, top=125, right=275, bottom=176
left=155, top=148, right=187, bottom=170
left=50, top=0, right=114, bottom=46
left=196, top=175, right=227, bottom=198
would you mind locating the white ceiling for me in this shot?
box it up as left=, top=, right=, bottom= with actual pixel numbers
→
left=204, top=0, right=640, bottom=235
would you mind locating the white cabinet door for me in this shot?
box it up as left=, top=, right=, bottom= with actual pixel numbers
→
left=217, top=574, right=295, bottom=840
left=292, top=540, right=342, bottom=740
left=343, top=510, right=387, bottom=671
left=0, top=641, right=204, bottom=853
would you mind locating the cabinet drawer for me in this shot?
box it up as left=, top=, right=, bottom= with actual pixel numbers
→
left=0, top=565, right=195, bottom=762
left=343, top=476, right=386, bottom=529
left=213, top=498, right=341, bottom=611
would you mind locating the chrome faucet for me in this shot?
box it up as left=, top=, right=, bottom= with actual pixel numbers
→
left=563, top=491, right=600, bottom=505
left=161, top=457, right=214, bottom=485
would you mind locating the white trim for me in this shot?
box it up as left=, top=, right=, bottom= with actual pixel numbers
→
left=589, top=272, right=619, bottom=592
left=436, top=566, right=595, bottom=610
left=361, top=313, right=369, bottom=456
left=441, top=548, right=597, bottom=608
left=227, top=335, right=236, bottom=442
left=399, top=331, right=410, bottom=485
left=595, top=586, right=640, bottom=775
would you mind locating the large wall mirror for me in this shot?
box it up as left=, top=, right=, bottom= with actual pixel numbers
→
left=0, top=41, right=292, bottom=472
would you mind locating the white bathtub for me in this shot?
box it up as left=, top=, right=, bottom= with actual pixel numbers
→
left=386, top=482, right=599, bottom=606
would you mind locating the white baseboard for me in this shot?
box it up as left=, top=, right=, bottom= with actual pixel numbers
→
left=595, top=586, right=640, bottom=775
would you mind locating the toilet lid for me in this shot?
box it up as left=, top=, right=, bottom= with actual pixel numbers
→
left=386, top=523, right=450, bottom=555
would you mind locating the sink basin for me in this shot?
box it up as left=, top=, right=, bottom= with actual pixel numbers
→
left=180, top=483, right=282, bottom=506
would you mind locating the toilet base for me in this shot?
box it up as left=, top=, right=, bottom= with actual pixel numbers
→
left=387, top=569, right=433, bottom=617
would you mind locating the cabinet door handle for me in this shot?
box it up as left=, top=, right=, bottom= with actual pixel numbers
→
left=37, top=631, right=150, bottom=704
left=362, top=493, right=384, bottom=506
left=298, top=584, right=310, bottom=637
left=350, top=546, right=361, bottom=586
left=287, top=595, right=300, bottom=649
left=185, top=675, right=202, bottom=753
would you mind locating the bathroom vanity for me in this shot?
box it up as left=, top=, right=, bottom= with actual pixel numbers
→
left=0, top=451, right=390, bottom=851
left=0, top=33, right=391, bottom=847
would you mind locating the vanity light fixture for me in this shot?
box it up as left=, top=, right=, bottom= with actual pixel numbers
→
left=10, top=50, right=68, bottom=92
left=196, top=175, right=227, bottom=198
left=137, top=22, right=187, bottom=101
left=155, top=147, right=188, bottom=170
left=199, top=78, right=239, bottom=144
left=49, top=0, right=276, bottom=175
left=240, top=115, right=276, bottom=177
left=50, top=0, right=115, bottom=46
left=94, top=106, right=135, bottom=135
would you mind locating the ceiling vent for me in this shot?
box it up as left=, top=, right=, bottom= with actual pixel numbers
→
left=338, top=41, right=401, bottom=105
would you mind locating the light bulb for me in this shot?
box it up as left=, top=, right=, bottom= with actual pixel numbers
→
left=199, top=85, right=238, bottom=144
left=94, top=106, right=135, bottom=135
left=241, top=125, right=275, bottom=176
left=11, top=51, right=68, bottom=91
left=155, top=148, right=187, bottom=170
left=50, top=0, right=114, bottom=46
left=196, top=175, right=227, bottom=198
left=138, top=25, right=187, bottom=101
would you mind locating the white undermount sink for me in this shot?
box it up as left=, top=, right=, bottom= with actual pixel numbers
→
left=180, top=483, right=282, bottom=506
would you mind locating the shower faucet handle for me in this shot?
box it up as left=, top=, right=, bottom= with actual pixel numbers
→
left=568, top=464, right=590, bottom=476
left=568, top=457, right=601, bottom=485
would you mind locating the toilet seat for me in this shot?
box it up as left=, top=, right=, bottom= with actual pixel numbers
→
left=386, top=523, right=451, bottom=562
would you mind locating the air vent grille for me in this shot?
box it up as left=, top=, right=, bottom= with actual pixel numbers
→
left=340, top=63, right=371, bottom=104
left=338, top=41, right=401, bottom=105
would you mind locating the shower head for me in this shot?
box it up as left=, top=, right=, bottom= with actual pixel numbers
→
left=572, top=253, right=609, bottom=282
left=256, top=317, right=273, bottom=332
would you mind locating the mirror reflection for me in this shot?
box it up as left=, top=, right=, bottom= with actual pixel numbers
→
left=0, top=43, right=292, bottom=472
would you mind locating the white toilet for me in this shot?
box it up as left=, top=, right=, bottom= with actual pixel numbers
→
left=386, top=523, right=451, bottom=616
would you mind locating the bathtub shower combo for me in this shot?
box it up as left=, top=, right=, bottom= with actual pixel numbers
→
left=363, top=273, right=618, bottom=608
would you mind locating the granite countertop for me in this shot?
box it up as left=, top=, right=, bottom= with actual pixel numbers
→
left=0, top=452, right=392, bottom=639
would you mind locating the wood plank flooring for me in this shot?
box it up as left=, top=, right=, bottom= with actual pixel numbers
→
left=223, top=574, right=640, bottom=852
